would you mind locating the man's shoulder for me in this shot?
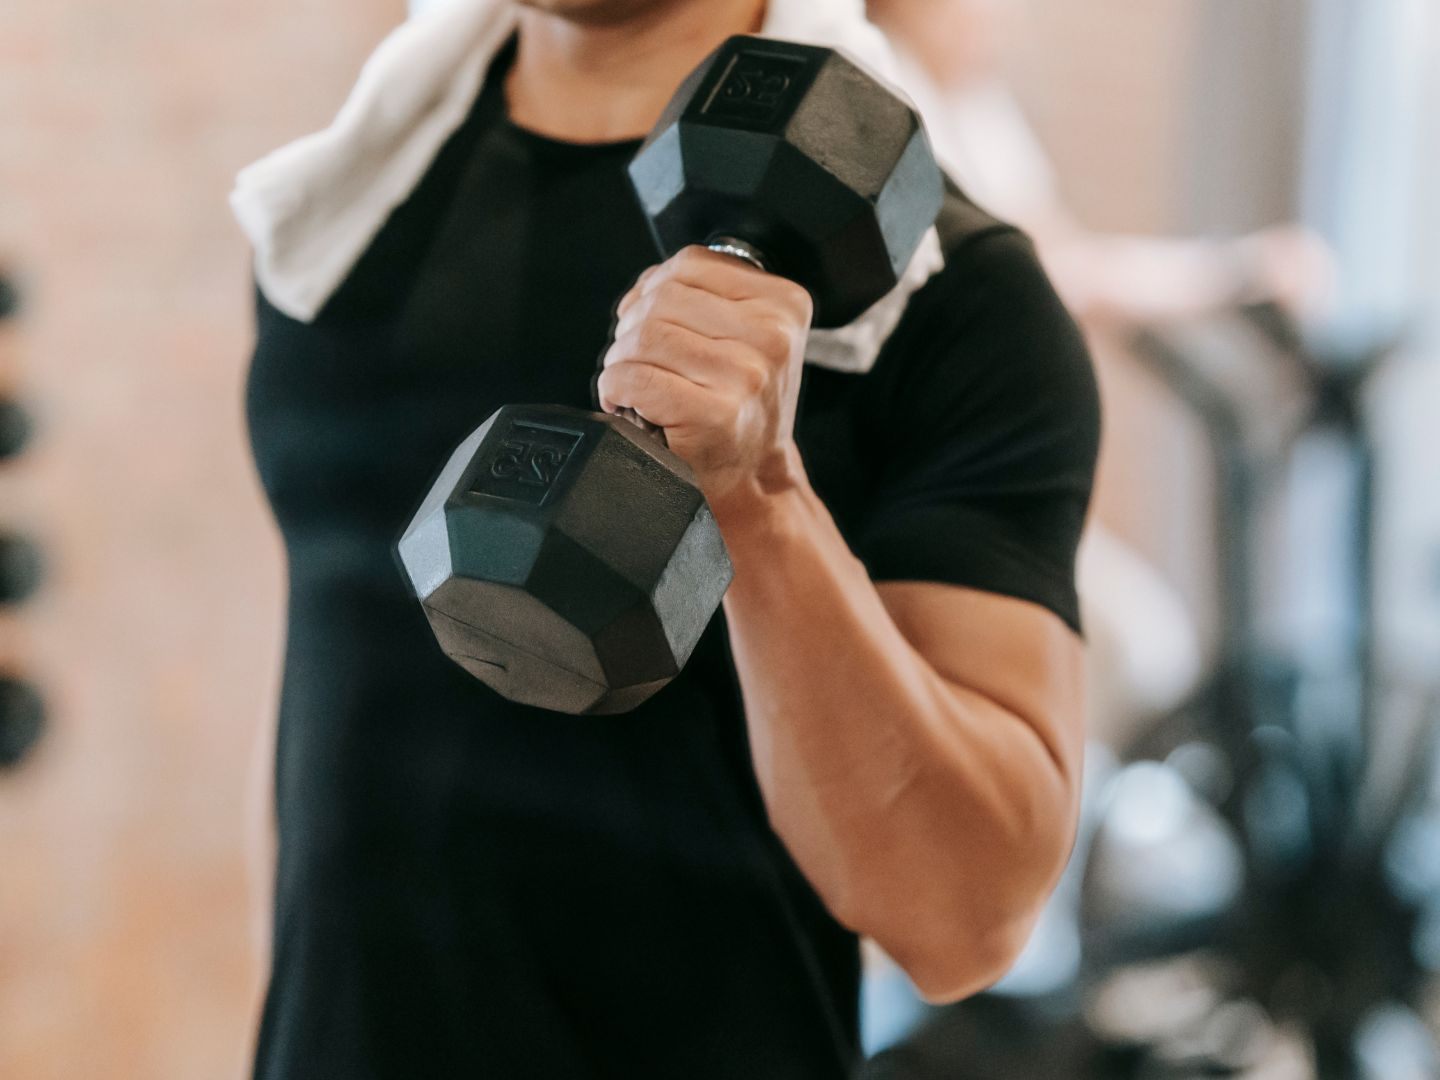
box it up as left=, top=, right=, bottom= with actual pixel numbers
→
left=881, top=178, right=1081, bottom=371
left=932, top=176, right=1016, bottom=255
left=866, top=178, right=1097, bottom=445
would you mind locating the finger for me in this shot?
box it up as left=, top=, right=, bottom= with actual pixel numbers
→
left=616, top=246, right=812, bottom=327
left=647, top=245, right=769, bottom=303
left=617, top=246, right=771, bottom=325
left=614, top=264, right=664, bottom=321
left=596, top=360, right=717, bottom=430
left=648, top=246, right=813, bottom=322
left=603, top=318, right=765, bottom=396
left=615, top=279, right=792, bottom=358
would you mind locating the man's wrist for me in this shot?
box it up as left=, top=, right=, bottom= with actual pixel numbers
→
left=706, top=442, right=812, bottom=538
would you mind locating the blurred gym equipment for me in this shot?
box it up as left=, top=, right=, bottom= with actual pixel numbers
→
left=0, top=533, right=45, bottom=605
left=0, top=397, right=33, bottom=461
left=0, top=676, right=45, bottom=770
left=860, top=302, right=1439, bottom=1080
left=0, top=271, right=18, bottom=322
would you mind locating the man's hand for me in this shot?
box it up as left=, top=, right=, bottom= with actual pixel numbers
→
left=597, top=246, right=813, bottom=512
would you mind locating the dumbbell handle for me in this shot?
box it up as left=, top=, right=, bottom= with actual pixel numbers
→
left=617, top=237, right=770, bottom=439
left=705, top=236, right=767, bottom=272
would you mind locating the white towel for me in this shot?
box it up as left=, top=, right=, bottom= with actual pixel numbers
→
left=229, top=0, right=945, bottom=374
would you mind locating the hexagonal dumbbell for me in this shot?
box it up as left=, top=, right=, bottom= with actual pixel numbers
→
left=399, top=406, right=729, bottom=715
left=398, top=35, right=943, bottom=715
left=631, top=35, right=941, bottom=328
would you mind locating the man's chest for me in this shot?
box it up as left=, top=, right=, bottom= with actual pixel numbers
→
left=246, top=141, right=884, bottom=540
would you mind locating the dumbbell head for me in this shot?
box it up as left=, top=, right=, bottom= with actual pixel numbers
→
left=0, top=398, right=34, bottom=460
left=398, top=405, right=731, bottom=715
left=628, top=35, right=944, bottom=328
left=0, top=677, right=45, bottom=770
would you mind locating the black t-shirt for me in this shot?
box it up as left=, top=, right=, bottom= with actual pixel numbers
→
left=244, top=41, right=1099, bottom=1080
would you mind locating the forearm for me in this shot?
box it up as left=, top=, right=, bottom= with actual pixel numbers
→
left=713, top=452, right=1079, bottom=999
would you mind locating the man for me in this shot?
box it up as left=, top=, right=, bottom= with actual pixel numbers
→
left=232, top=0, right=1098, bottom=1076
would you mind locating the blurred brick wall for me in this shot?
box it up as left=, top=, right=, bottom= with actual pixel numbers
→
left=0, top=3, right=399, bottom=1077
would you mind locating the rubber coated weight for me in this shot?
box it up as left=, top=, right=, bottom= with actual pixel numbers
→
left=0, top=677, right=45, bottom=769
left=629, top=36, right=944, bottom=327
left=400, top=35, right=943, bottom=714
left=399, top=406, right=730, bottom=714
left=0, top=534, right=44, bottom=605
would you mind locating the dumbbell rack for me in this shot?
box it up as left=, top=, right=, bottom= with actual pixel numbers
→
left=0, top=269, right=48, bottom=773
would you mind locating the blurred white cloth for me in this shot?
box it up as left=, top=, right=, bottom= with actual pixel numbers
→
left=229, top=0, right=943, bottom=375
left=885, top=43, right=1059, bottom=227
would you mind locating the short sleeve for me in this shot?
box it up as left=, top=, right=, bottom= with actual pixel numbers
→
left=853, top=228, right=1100, bottom=633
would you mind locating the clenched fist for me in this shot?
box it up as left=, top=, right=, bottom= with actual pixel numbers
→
left=597, top=246, right=814, bottom=513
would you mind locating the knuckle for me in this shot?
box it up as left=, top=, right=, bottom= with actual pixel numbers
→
left=674, top=246, right=709, bottom=270
left=595, top=366, right=618, bottom=403
left=739, top=359, right=768, bottom=396
left=783, top=281, right=814, bottom=320
left=756, top=316, right=793, bottom=359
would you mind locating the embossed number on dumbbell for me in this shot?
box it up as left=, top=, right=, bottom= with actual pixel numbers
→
left=490, top=441, right=567, bottom=488
left=702, top=52, right=807, bottom=125
left=471, top=422, right=582, bottom=506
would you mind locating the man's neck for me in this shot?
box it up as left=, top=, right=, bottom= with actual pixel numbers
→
left=505, top=0, right=767, bottom=143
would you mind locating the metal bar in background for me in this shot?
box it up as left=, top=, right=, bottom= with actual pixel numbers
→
left=1301, top=0, right=1437, bottom=342
left=1300, top=0, right=1440, bottom=688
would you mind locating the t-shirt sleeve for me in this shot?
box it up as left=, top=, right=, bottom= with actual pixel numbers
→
left=852, top=228, right=1100, bottom=633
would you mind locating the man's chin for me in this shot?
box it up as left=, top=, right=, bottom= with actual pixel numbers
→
left=516, top=0, right=671, bottom=25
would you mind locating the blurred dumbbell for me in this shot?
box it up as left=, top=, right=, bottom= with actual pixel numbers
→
left=0, top=272, right=18, bottom=322
left=0, top=267, right=35, bottom=460
left=0, top=398, right=33, bottom=460
left=0, top=533, right=44, bottom=604
left=0, top=676, right=45, bottom=769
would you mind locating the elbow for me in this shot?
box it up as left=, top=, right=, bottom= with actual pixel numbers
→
left=866, top=805, right=1079, bottom=1005
left=900, top=910, right=1042, bottom=1004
